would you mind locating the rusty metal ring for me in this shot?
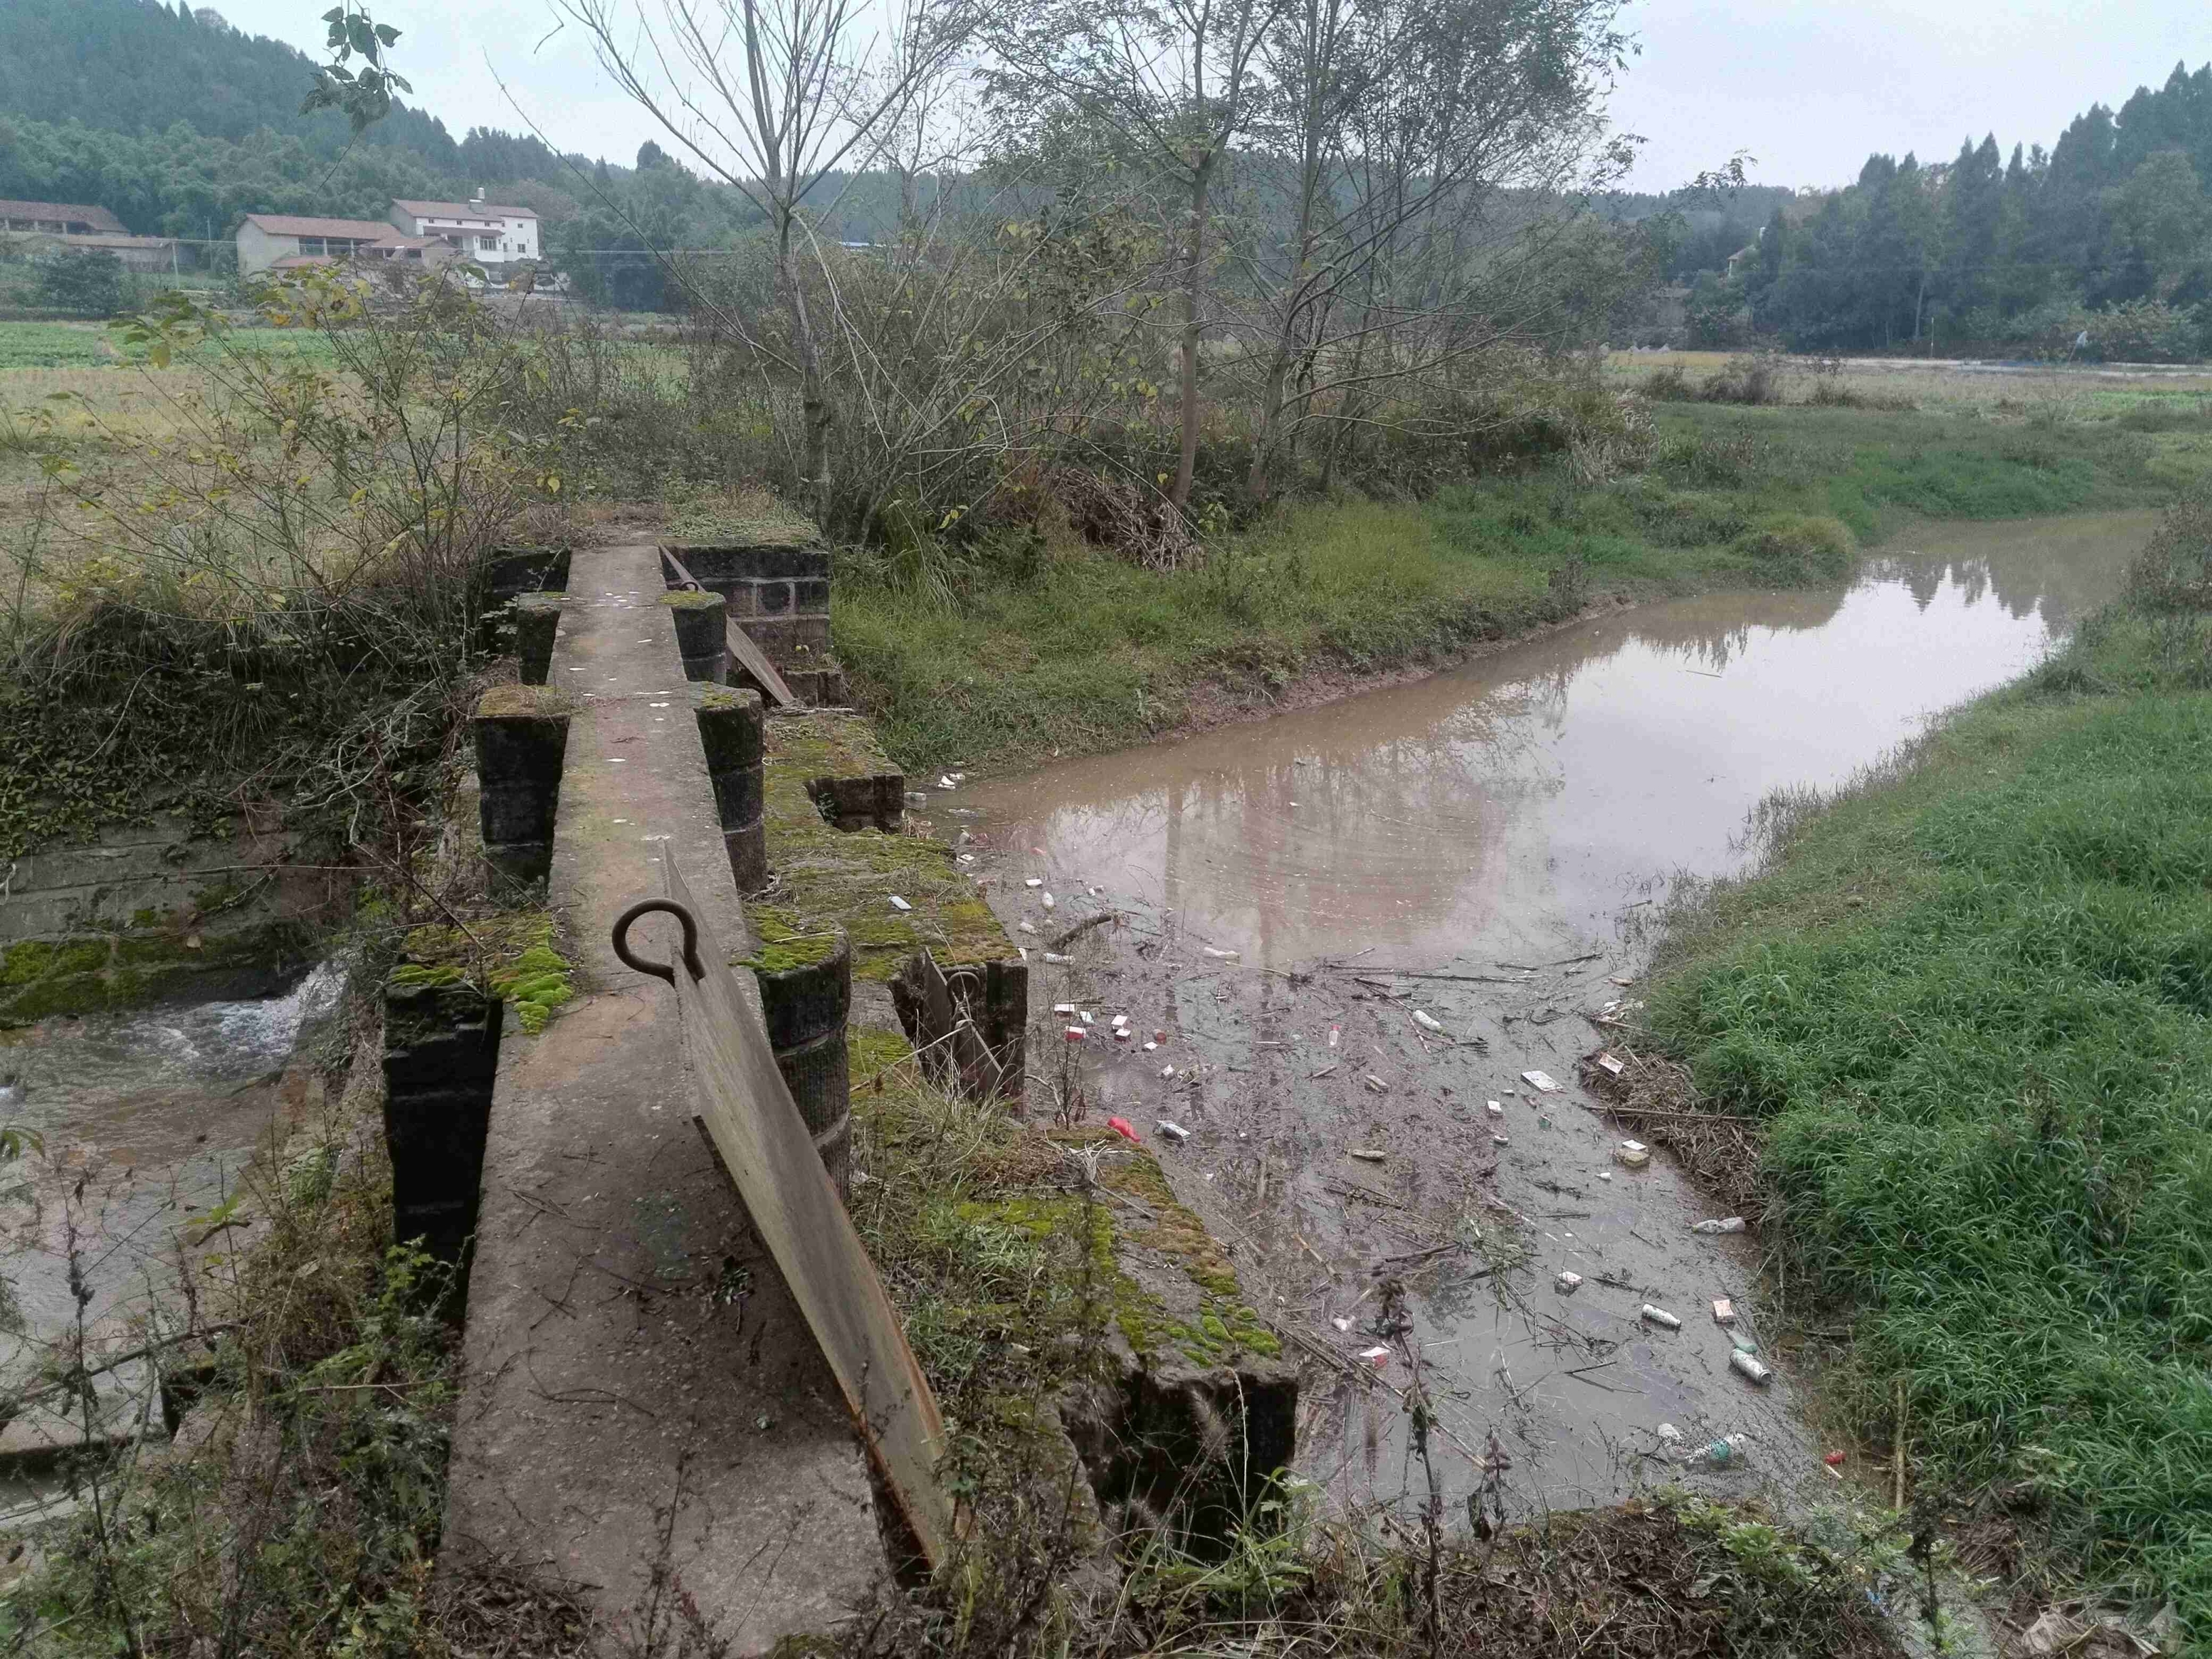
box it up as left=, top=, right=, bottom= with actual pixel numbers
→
left=611, top=899, right=704, bottom=983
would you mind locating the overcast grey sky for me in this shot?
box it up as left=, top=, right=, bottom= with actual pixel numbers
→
left=208, top=0, right=2207, bottom=194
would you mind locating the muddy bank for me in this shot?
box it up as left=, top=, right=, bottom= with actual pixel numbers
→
left=950, top=511, right=2145, bottom=1529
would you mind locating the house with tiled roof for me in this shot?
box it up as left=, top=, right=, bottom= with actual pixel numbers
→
left=0, top=200, right=127, bottom=237
left=234, top=212, right=452, bottom=277
left=387, top=192, right=539, bottom=267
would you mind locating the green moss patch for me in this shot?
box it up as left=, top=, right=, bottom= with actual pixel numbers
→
left=759, top=711, right=1011, bottom=981
left=659, top=589, right=724, bottom=610
left=475, top=684, right=575, bottom=720
left=398, top=912, right=574, bottom=1035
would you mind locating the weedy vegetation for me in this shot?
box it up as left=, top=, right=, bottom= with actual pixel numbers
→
left=1645, top=486, right=2212, bottom=1644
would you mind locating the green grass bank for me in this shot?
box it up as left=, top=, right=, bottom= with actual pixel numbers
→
left=835, top=401, right=2212, bottom=775
left=1645, top=490, right=2212, bottom=1641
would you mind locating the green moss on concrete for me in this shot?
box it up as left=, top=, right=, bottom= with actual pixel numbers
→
left=398, top=911, right=573, bottom=1034
left=476, top=684, right=577, bottom=720
left=757, top=711, right=1010, bottom=981
left=739, top=906, right=842, bottom=972
left=659, top=589, right=724, bottom=610
left=1, top=970, right=110, bottom=1021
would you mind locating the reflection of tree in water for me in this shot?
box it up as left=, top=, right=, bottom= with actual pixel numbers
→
left=987, top=516, right=2140, bottom=960
left=1616, top=589, right=1847, bottom=674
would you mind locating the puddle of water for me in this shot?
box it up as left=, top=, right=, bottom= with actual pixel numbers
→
left=0, top=962, right=347, bottom=1392
left=959, top=512, right=2148, bottom=1521
left=965, top=513, right=2144, bottom=968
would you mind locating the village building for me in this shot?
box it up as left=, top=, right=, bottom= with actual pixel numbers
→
left=386, top=192, right=540, bottom=267
left=233, top=213, right=449, bottom=276
left=0, top=199, right=182, bottom=270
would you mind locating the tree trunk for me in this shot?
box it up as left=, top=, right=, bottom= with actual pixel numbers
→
left=1170, top=151, right=1216, bottom=512
left=778, top=211, right=832, bottom=525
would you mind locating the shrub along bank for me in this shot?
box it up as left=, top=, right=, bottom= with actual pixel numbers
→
left=836, top=398, right=2202, bottom=775
left=1645, top=490, right=2212, bottom=1641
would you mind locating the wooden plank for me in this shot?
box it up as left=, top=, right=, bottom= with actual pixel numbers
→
left=658, top=855, right=954, bottom=1565
left=660, top=547, right=799, bottom=708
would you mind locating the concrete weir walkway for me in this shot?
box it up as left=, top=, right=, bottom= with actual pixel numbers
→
left=442, top=545, right=882, bottom=1650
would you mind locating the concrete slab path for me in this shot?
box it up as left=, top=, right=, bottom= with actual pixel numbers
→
left=441, top=544, right=884, bottom=1652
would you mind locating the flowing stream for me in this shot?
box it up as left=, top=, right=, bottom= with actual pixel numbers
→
left=958, top=511, right=2150, bottom=1519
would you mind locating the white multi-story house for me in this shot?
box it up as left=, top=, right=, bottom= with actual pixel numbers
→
left=387, top=192, right=540, bottom=267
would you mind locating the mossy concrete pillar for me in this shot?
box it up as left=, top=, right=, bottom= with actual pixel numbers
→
left=382, top=972, right=504, bottom=1272
left=695, top=684, right=767, bottom=895
left=752, top=932, right=851, bottom=1200
left=474, top=685, right=573, bottom=897
left=662, top=589, right=729, bottom=684
left=512, top=591, right=565, bottom=684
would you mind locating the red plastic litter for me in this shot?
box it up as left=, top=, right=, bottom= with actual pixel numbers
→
left=1062, top=1026, right=1086, bottom=1042
left=1106, top=1116, right=1141, bottom=1144
left=1822, top=1450, right=1847, bottom=1467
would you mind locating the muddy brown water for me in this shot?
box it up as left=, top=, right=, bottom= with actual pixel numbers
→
left=952, top=512, right=2148, bottom=1528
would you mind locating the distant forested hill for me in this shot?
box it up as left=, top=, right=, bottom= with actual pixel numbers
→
left=0, top=0, right=621, bottom=237
left=1690, top=61, right=2212, bottom=357
left=0, top=0, right=459, bottom=165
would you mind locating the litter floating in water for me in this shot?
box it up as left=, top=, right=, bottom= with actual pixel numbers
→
left=1656, top=1422, right=1683, bottom=1442
left=1597, top=1171, right=1613, bottom=1181
left=1328, top=1025, right=1340, bottom=1049
left=1042, top=891, right=1056, bottom=910
left=1730, top=1331, right=1759, bottom=1355
left=1106, top=1116, right=1139, bottom=1144
left=1704, top=1434, right=1748, bottom=1468
left=1822, top=1450, right=1847, bottom=1467
left=1113, top=1027, right=1132, bottom=1041
left=1025, top=878, right=1043, bottom=888
left=888, top=895, right=912, bottom=912
left=1111, top=1012, right=1129, bottom=1027
left=1690, top=1216, right=1746, bottom=1235
left=1610, top=972, right=1636, bottom=987
left=1595, top=1052, right=1625, bottom=1076
left=1615, top=1139, right=1650, bottom=1168
left=1640, top=1304, right=1682, bottom=1330
left=905, top=792, right=927, bottom=806
left=1017, top=921, right=1038, bottom=934
left=1080, top=1011, right=1093, bottom=1024
left=1412, top=1010, right=1443, bottom=1033
left=1364, top=1075, right=1387, bottom=1094
left=1042, top=952, right=1073, bottom=964
left=1729, top=1349, right=1773, bottom=1385
left=1054, top=1003, right=1077, bottom=1015
left=1157, top=1120, right=1191, bottom=1142
left=1348, top=1148, right=1385, bottom=1163
left=1143, top=1041, right=1158, bottom=1052
left=1160, top=1065, right=1176, bottom=1078
left=1331, top=1316, right=1353, bottom=1333
left=1556, top=1271, right=1584, bottom=1293
left=1490, top=1134, right=1509, bottom=1147
left=937, top=775, right=958, bottom=790
left=1202, top=946, right=1240, bottom=960
left=1713, top=1298, right=1736, bottom=1326
left=1486, top=1100, right=1503, bottom=1117
left=1521, top=1069, right=1563, bottom=1093
left=1062, top=1027, right=1085, bottom=1042
left=1357, top=1346, right=1391, bottom=1367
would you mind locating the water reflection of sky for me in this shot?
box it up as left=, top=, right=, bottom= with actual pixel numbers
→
left=964, top=514, right=2148, bottom=966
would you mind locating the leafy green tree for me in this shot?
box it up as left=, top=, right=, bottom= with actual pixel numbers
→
left=38, top=248, right=123, bottom=314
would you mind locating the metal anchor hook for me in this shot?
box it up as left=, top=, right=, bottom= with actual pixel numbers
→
left=611, top=898, right=705, bottom=983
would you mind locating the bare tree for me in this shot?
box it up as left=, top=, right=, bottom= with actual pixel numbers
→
left=988, top=0, right=1289, bottom=512
left=554, top=0, right=987, bottom=520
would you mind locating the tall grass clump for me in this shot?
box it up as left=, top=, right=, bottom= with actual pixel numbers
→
left=1647, top=486, right=2212, bottom=1639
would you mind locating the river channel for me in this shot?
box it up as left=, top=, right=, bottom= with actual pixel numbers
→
left=956, top=510, right=2149, bottom=1524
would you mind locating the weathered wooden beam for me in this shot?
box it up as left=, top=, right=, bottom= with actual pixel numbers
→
left=615, top=855, right=954, bottom=1568
left=661, top=547, right=800, bottom=708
